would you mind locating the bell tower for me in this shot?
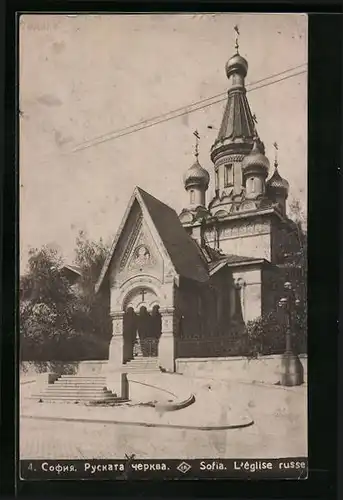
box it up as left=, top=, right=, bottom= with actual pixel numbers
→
left=209, top=28, right=259, bottom=215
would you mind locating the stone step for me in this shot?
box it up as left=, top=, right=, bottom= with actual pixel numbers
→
left=53, top=383, right=107, bottom=388
left=125, top=367, right=159, bottom=370
left=31, top=374, right=120, bottom=403
left=125, top=368, right=159, bottom=371
left=125, top=360, right=159, bottom=366
left=33, top=389, right=114, bottom=398
left=32, top=391, right=114, bottom=397
left=31, top=395, right=119, bottom=402
left=125, top=364, right=158, bottom=368
left=126, top=359, right=158, bottom=362
left=37, top=388, right=111, bottom=394
left=59, top=376, right=107, bottom=380
left=126, top=357, right=158, bottom=361
left=32, top=388, right=113, bottom=396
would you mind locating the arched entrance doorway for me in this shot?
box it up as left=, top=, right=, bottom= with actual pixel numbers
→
left=122, top=287, right=162, bottom=362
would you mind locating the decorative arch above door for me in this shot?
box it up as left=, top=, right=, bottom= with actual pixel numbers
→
left=122, top=286, right=159, bottom=313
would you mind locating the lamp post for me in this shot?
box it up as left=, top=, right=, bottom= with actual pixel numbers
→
left=278, top=281, right=304, bottom=386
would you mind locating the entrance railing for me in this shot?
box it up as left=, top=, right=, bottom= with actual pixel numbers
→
left=134, top=338, right=159, bottom=358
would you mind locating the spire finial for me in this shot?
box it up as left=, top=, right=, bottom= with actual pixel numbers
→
left=234, top=25, right=240, bottom=53
left=273, top=141, right=279, bottom=168
left=193, top=130, right=200, bottom=159
left=252, top=112, right=258, bottom=136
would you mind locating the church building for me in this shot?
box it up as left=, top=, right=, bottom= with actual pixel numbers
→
left=95, top=44, right=300, bottom=373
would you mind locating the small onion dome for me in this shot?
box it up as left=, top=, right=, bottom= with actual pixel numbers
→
left=266, top=165, right=289, bottom=198
left=242, top=139, right=270, bottom=177
left=225, top=53, right=248, bottom=79
left=183, top=160, right=210, bottom=190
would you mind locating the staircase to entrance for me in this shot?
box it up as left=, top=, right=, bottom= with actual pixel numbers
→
left=31, top=375, right=121, bottom=404
left=123, top=357, right=160, bottom=374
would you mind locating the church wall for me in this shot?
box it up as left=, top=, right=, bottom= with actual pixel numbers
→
left=204, top=216, right=272, bottom=261
left=232, top=266, right=262, bottom=322
left=219, top=233, right=271, bottom=261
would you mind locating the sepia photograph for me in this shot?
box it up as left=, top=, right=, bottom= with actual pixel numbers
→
left=19, top=13, right=308, bottom=479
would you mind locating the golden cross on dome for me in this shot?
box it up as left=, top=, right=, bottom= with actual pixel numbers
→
left=193, top=130, right=200, bottom=158
left=273, top=142, right=279, bottom=166
left=252, top=112, right=258, bottom=135
left=234, top=25, right=240, bottom=52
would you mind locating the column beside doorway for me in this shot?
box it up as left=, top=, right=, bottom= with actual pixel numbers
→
left=108, top=311, right=125, bottom=367
left=106, top=311, right=125, bottom=397
left=158, top=307, right=175, bottom=372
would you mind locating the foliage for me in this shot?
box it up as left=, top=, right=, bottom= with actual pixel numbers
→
left=20, top=247, right=79, bottom=361
left=72, top=231, right=112, bottom=359
left=243, top=198, right=308, bottom=358
left=244, top=307, right=307, bottom=358
left=20, top=233, right=112, bottom=362
left=245, top=312, right=285, bottom=358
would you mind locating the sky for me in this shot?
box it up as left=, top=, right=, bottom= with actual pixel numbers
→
left=19, top=13, right=308, bottom=272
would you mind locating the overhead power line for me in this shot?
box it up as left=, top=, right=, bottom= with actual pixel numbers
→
left=72, top=62, right=307, bottom=151
left=72, top=64, right=307, bottom=153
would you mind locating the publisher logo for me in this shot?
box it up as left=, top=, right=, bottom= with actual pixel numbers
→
left=177, top=461, right=191, bottom=474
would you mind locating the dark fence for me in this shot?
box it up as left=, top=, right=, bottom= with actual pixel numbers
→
left=176, top=333, right=307, bottom=359
left=176, top=335, right=250, bottom=358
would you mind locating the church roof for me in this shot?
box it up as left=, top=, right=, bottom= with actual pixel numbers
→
left=216, top=89, right=256, bottom=144
left=201, top=244, right=224, bottom=263
left=62, top=264, right=82, bottom=276
left=95, top=187, right=209, bottom=291
left=183, top=159, right=210, bottom=190
left=137, top=188, right=209, bottom=282
left=210, top=49, right=258, bottom=163
left=60, top=264, right=82, bottom=285
left=208, top=254, right=267, bottom=275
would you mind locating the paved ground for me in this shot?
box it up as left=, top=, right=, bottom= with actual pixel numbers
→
left=20, top=377, right=307, bottom=460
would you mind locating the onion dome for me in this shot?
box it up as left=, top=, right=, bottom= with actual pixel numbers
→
left=241, top=138, right=270, bottom=177
left=266, top=163, right=289, bottom=198
left=225, top=53, right=248, bottom=79
left=183, top=160, right=210, bottom=190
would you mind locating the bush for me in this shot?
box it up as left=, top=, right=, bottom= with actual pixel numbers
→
left=244, top=308, right=307, bottom=358
left=245, top=312, right=285, bottom=358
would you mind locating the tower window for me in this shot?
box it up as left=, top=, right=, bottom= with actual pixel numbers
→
left=251, top=177, right=256, bottom=192
left=224, top=163, right=233, bottom=187
left=215, top=169, right=219, bottom=191
left=190, top=189, right=195, bottom=204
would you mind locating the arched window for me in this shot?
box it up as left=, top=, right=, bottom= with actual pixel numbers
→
left=236, top=278, right=246, bottom=321
left=224, top=163, right=233, bottom=187
left=190, top=189, right=195, bottom=204
left=251, top=177, right=256, bottom=193
left=230, top=278, right=246, bottom=322
left=215, top=169, right=219, bottom=191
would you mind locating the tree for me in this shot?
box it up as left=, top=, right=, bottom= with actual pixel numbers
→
left=20, top=233, right=112, bottom=362
left=71, top=231, right=112, bottom=359
left=20, top=246, right=79, bottom=361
